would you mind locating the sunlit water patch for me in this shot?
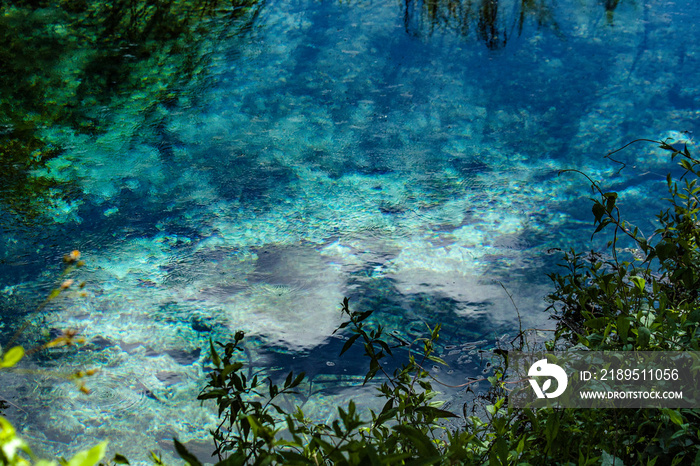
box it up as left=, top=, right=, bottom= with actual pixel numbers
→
left=1, top=0, right=699, bottom=462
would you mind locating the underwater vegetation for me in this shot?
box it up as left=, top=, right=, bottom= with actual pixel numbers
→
left=0, top=0, right=261, bottom=226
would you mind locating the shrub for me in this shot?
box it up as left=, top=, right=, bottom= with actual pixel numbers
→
left=549, top=139, right=700, bottom=353
left=188, top=139, right=700, bottom=465
left=3, top=139, right=700, bottom=465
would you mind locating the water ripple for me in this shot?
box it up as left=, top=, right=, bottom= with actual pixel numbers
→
left=52, top=371, right=154, bottom=416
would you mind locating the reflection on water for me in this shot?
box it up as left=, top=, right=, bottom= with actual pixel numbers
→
left=1, top=0, right=699, bottom=462
left=402, top=0, right=632, bottom=46
left=0, top=0, right=261, bottom=227
left=403, top=0, right=558, bottom=47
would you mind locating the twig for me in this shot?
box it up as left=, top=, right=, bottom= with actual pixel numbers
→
left=497, top=281, right=524, bottom=349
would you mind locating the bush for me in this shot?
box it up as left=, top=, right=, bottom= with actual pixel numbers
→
left=508, top=138, right=700, bottom=465
left=549, top=139, right=700, bottom=353
left=3, top=139, right=700, bottom=465
left=187, top=139, right=700, bottom=465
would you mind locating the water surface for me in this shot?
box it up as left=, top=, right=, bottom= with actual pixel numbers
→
left=1, top=0, right=699, bottom=462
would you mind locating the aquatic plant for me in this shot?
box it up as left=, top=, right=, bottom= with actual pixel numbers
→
left=550, top=138, right=700, bottom=353
left=0, top=414, right=107, bottom=466
left=194, top=298, right=481, bottom=464
left=516, top=138, right=700, bottom=464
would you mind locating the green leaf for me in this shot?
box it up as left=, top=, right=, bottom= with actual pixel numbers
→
left=630, top=276, right=645, bottom=292
left=616, top=316, right=630, bottom=341
left=209, top=339, right=221, bottom=367
left=637, top=327, right=651, bottom=348
left=495, top=437, right=508, bottom=465
left=290, top=372, right=305, bottom=388
left=656, top=241, right=676, bottom=262
left=662, top=408, right=684, bottom=426
left=0, top=346, right=24, bottom=368
left=220, top=362, right=243, bottom=380
left=639, top=311, right=656, bottom=328
left=404, top=456, right=443, bottom=466
left=35, top=461, right=58, bottom=466
left=269, top=381, right=279, bottom=398
left=376, top=406, right=399, bottom=426
left=393, top=424, right=439, bottom=457
left=415, top=406, right=459, bottom=419
left=426, top=354, right=448, bottom=366
left=278, top=451, right=314, bottom=464
left=284, top=371, right=294, bottom=387
left=583, top=317, right=607, bottom=330
left=604, top=192, right=617, bottom=212
left=340, top=333, right=360, bottom=356
left=600, top=451, right=625, bottom=466
left=66, top=442, right=107, bottom=466
left=197, top=388, right=229, bottom=400
left=593, top=219, right=611, bottom=235
left=516, top=435, right=525, bottom=455
left=332, top=321, right=350, bottom=334
left=592, top=203, right=606, bottom=223
left=230, top=373, right=244, bottom=391
left=214, top=452, right=247, bottom=466
left=113, top=454, right=130, bottom=465
left=173, top=438, right=203, bottom=466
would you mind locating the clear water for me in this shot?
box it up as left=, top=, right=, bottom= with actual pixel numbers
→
left=1, top=0, right=699, bottom=462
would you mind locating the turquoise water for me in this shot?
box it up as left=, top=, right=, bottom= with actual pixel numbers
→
left=1, top=0, right=699, bottom=462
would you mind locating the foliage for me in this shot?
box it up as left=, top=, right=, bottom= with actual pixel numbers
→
left=4, top=141, right=700, bottom=464
left=0, top=411, right=107, bottom=466
left=194, top=297, right=488, bottom=465
left=183, top=140, right=700, bottom=465
left=550, top=139, right=700, bottom=353
left=509, top=138, right=700, bottom=465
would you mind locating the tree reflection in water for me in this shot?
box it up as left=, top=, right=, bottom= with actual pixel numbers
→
left=402, top=0, right=625, bottom=49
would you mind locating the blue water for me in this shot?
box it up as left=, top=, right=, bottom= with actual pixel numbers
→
left=2, top=0, right=699, bottom=462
